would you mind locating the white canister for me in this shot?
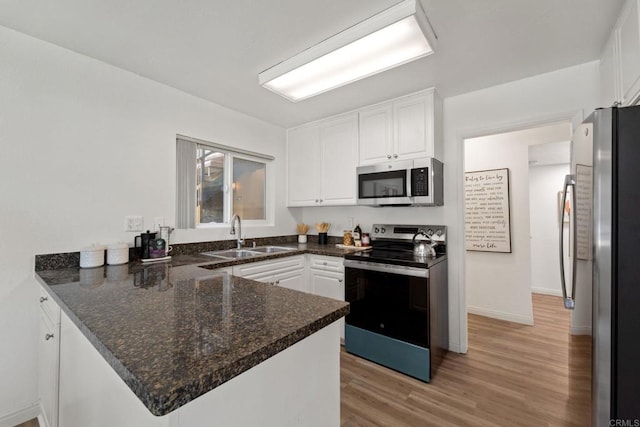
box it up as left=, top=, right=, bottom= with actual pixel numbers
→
left=107, top=243, right=129, bottom=265
left=298, top=234, right=307, bottom=243
left=80, top=244, right=106, bottom=268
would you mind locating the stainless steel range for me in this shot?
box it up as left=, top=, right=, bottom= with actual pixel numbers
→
left=344, top=224, right=448, bottom=382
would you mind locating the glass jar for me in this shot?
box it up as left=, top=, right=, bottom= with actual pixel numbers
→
left=343, top=230, right=353, bottom=246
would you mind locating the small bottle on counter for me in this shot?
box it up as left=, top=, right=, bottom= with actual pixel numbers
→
left=353, top=224, right=362, bottom=246
left=362, top=233, right=370, bottom=247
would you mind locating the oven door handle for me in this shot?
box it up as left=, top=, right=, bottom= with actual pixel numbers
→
left=344, top=259, right=429, bottom=278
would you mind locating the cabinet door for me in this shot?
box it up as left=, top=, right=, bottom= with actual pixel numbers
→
left=619, top=0, right=640, bottom=105
left=39, top=310, right=60, bottom=427
left=600, top=30, right=621, bottom=107
left=287, top=125, right=319, bottom=206
left=275, top=269, right=307, bottom=293
left=393, top=92, right=433, bottom=160
left=358, top=104, right=393, bottom=165
left=309, top=269, right=345, bottom=339
left=319, top=113, right=358, bottom=205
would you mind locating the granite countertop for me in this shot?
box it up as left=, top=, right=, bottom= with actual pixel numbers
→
left=35, top=240, right=367, bottom=271
left=35, top=245, right=351, bottom=416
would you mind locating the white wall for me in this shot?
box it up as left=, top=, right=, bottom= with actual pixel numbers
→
left=0, top=26, right=292, bottom=420
left=464, top=124, right=571, bottom=325
left=529, top=163, right=570, bottom=296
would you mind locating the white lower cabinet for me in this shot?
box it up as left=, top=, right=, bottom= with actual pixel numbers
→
left=38, top=288, right=60, bottom=427
left=232, top=255, right=307, bottom=293
left=57, top=310, right=339, bottom=427
left=307, top=255, right=345, bottom=340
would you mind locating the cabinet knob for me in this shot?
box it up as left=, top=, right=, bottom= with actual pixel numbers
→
left=45, top=333, right=54, bottom=341
left=319, top=199, right=323, bottom=203
left=40, top=296, right=48, bottom=303
left=338, top=279, right=343, bottom=283
left=315, top=199, right=319, bottom=203
left=393, top=154, right=398, bottom=158
left=323, top=262, right=327, bottom=265
left=387, top=154, right=392, bottom=159
left=275, top=280, right=280, bottom=285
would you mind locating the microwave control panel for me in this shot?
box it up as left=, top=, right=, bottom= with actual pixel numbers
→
left=411, top=168, right=429, bottom=196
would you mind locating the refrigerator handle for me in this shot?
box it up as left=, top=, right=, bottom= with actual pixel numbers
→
left=559, top=174, right=576, bottom=309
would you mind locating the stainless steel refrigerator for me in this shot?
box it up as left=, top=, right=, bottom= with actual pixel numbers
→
left=560, top=106, right=640, bottom=425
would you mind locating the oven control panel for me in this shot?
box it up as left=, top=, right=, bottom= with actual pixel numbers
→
left=370, top=224, right=446, bottom=245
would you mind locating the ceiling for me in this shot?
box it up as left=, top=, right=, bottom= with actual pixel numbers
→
left=0, top=0, right=624, bottom=128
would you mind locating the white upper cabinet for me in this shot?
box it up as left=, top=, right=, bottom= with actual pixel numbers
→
left=619, top=0, right=640, bottom=104
left=319, top=114, right=358, bottom=205
left=286, top=88, right=442, bottom=207
left=287, top=113, right=358, bottom=207
left=358, top=104, right=393, bottom=164
left=287, top=125, right=320, bottom=207
left=599, top=30, right=621, bottom=108
left=599, top=0, right=640, bottom=106
left=358, top=88, right=442, bottom=165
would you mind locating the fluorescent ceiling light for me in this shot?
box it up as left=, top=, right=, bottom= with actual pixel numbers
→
left=258, top=0, right=437, bottom=102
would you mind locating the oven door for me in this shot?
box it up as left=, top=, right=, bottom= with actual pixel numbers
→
left=356, top=162, right=412, bottom=205
left=344, top=260, right=429, bottom=348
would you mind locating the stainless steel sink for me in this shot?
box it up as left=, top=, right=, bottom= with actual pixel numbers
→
left=201, top=249, right=262, bottom=259
left=250, top=246, right=297, bottom=254
left=201, top=246, right=297, bottom=259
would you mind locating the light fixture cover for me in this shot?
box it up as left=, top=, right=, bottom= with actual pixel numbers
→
left=259, top=0, right=436, bottom=102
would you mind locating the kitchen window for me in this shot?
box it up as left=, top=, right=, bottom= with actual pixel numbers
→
left=176, top=135, right=274, bottom=228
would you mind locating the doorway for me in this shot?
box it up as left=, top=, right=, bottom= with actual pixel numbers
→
left=463, top=121, right=572, bottom=325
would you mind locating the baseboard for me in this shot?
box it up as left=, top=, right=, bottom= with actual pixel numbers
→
left=531, top=287, right=563, bottom=297
left=467, top=306, right=534, bottom=326
left=570, top=325, right=592, bottom=336
left=0, top=403, right=40, bottom=427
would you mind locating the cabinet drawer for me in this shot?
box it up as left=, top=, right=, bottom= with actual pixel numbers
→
left=233, top=255, right=304, bottom=277
left=308, top=255, right=343, bottom=273
left=40, top=287, right=60, bottom=325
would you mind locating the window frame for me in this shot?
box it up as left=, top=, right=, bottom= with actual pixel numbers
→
left=177, top=134, right=274, bottom=230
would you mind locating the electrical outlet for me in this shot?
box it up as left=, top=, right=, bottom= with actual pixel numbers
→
left=153, top=217, right=165, bottom=231
left=125, top=215, right=144, bottom=232
left=347, top=217, right=354, bottom=229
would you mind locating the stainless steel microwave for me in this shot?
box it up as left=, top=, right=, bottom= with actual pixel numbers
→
left=356, top=158, right=443, bottom=206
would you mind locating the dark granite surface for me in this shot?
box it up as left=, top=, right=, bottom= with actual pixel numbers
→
left=36, top=264, right=349, bottom=416
left=35, top=236, right=354, bottom=271
left=34, top=239, right=362, bottom=416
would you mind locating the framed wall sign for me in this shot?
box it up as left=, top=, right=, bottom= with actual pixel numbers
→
left=464, top=168, right=512, bottom=253
left=575, top=164, right=592, bottom=261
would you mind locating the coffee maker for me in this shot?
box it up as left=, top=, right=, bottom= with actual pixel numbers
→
left=134, top=231, right=157, bottom=259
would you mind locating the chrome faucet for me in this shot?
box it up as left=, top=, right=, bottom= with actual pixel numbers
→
left=230, top=214, right=244, bottom=249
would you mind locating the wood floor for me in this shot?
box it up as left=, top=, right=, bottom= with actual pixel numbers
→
left=340, top=294, right=592, bottom=426
left=14, top=418, right=38, bottom=427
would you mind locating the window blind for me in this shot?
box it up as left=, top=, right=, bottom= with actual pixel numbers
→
left=175, top=138, right=197, bottom=228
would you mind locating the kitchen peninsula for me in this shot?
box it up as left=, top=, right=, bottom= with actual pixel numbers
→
left=35, top=252, right=349, bottom=427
